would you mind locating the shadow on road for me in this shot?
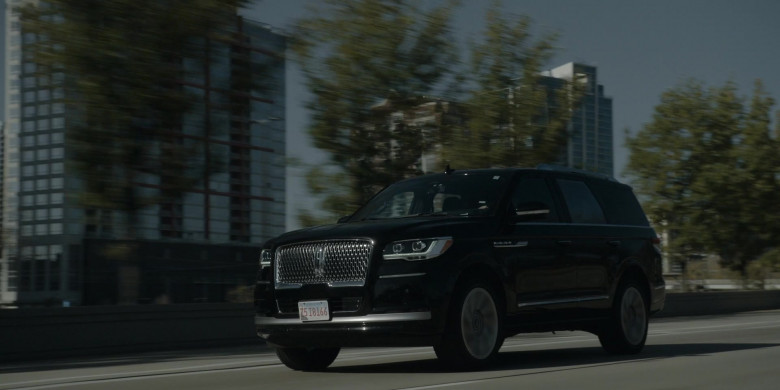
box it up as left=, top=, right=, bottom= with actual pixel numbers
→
left=326, top=342, right=780, bottom=374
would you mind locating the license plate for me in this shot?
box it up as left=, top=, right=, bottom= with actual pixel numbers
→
left=298, top=300, right=330, bottom=322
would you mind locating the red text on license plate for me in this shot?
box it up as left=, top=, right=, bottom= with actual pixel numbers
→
left=298, top=300, right=329, bottom=322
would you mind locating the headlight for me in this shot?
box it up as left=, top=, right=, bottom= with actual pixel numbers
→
left=382, top=237, right=453, bottom=261
left=260, top=249, right=272, bottom=269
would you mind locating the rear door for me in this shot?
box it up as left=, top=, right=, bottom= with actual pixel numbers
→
left=494, top=174, right=578, bottom=318
left=554, top=178, right=613, bottom=310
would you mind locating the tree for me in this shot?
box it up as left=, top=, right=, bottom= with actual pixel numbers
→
left=18, top=0, right=251, bottom=237
left=438, top=3, right=579, bottom=169
left=292, top=0, right=458, bottom=224
left=626, top=80, right=780, bottom=275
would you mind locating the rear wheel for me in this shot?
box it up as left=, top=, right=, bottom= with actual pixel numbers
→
left=275, top=347, right=340, bottom=371
left=599, top=280, right=648, bottom=354
left=434, top=280, right=503, bottom=369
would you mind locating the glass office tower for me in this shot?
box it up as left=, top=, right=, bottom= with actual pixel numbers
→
left=1, top=2, right=286, bottom=306
left=542, top=62, right=614, bottom=177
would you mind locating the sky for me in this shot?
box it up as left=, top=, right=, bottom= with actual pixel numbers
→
left=243, top=0, right=780, bottom=231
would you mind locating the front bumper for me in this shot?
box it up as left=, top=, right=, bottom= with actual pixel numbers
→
left=255, top=311, right=441, bottom=348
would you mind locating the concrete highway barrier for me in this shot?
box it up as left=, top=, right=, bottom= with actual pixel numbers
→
left=2, top=290, right=780, bottom=363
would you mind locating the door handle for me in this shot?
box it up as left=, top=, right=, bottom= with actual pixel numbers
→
left=607, top=240, right=621, bottom=247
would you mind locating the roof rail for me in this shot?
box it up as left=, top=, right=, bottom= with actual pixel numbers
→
left=535, top=164, right=617, bottom=182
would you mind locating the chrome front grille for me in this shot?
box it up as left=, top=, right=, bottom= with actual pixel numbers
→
left=274, top=239, right=373, bottom=289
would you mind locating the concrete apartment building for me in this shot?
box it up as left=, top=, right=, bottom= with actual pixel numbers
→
left=1, top=1, right=286, bottom=306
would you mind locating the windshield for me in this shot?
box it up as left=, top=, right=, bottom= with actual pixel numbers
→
left=352, top=173, right=510, bottom=220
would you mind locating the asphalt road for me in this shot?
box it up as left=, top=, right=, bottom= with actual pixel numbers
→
left=2, top=310, right=780, bottom=390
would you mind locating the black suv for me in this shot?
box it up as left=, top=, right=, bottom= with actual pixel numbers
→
left=255, top=166, right=665, bottom=370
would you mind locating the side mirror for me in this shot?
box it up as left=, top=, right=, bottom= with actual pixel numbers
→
left=512, top=201, right=550, bottom=222
left=337, top=216, right=351, bottom=224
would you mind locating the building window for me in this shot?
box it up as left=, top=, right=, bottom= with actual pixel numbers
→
left=22, top=135, right=35, bottom=147
left=51, top=132, right=63, bottom=144
left=23, top=121, right=35, bottom=132
left=51, top=193, right=63, bottom=204
left=37, top=133, right=50, bottom=145
left=52, top=117, right=65, bottom=129
left=36, top=178, right=49, bottom=191
left=22, top=166, right=34, bottom=177
left=22, top=210, right=33, bottom=221
left=37, top=163, right=49, bottom=175
left=51, top=147, right=64, bottom=159
left=38, top=89, right=50, bottom=101
left=51, top=177, right=64, bottom=189
left=36, top=194, right=48, bottom=206
left=23, top=106, right=35, bottom=117
left=52, top=102, right=64, bottom=114
left=36, top=209, right=48, bottom=221
left=50, top=223, right=63, bottom=235
left=37, top=149, right=50, bottom=160
left=22, top=181, right=34, bottom=192
left=37, top=119, right=49, bottom=131
left=23, top=76, right=35, bottom=88
left=22, top=150, right=34, bottom=162
left=35, top=224, right=48, bottom=236
left=51, top=162, right=64, bottom=174
left=50, top=208, right=63, bottom=220
left=21, top=225, right=33, bottom=237
left=24, top=91, right=35, bottom=103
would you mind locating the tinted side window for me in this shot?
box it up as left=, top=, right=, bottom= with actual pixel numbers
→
left=588, top=181, right=650, bottom=226
left=510, top=177, right=559, bottom=222
left=556, top=179, right=606, bottom=224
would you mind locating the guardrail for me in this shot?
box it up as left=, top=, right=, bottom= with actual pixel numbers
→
left=3, top=290, right=780, bottom=363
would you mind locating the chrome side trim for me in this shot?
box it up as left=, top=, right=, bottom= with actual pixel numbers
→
left=255, top=311, right=432, bottom=326
left=378, top=273, right=426, bottom=279
left=517, top=295, right=609, bottom=308
left=493, top=241, right=528, bottom=248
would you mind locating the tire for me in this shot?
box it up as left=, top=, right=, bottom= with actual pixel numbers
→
left=275, top=347, right=340, bottom=371
left=434, top=280, right=503, bottom=369
left=598, top=280, right=649, bottom=354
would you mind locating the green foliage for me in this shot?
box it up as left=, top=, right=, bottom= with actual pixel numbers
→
left=627, top=79, right=780, bottom=275
left=293, top=0, right=577, bottom=226
left=19, top=0, right=250, bottom=235
left=439, top=4, right=578, bottom=169
left=292, top=0, right=459, bottom=225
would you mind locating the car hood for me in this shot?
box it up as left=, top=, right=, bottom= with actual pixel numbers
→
left=266, top=216, right=496, bottom=248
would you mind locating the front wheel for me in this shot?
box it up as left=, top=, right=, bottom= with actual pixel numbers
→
left=275, top=347, right=340, bottom=371
left=434, top=280, right=503, bottom=369
left=598, top=281, right=648, bottom=354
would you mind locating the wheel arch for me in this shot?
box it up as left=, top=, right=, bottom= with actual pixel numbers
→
left=615, top=263, right=651, bottom=306
left=445, top=261, right=507, bottom=319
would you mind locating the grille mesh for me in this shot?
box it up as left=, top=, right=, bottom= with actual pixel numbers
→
left=275, top=239, right=372, bottom=287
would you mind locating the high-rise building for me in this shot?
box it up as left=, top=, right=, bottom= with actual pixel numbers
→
left=541, top=62, right=614, bottom=177
left=1, top=2, right=286, bottom=306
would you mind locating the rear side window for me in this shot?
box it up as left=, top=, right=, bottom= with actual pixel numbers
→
left=556, top=179, right=606, bottom=224
left=588, top=181, right=650, bottom=226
